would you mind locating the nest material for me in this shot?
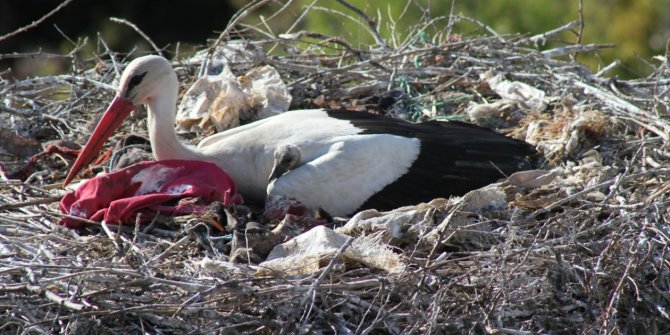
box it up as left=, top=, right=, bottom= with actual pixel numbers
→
left=1, top=2, right=670, bottom=334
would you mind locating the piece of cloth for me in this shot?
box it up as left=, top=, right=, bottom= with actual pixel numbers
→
left=60, top=160, right=240, bottom=228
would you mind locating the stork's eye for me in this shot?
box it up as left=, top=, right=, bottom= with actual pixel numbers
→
left=125, top=72, right=148, bottom=97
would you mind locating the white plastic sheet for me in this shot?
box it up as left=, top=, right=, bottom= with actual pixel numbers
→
left=176, top=61, right=291, bottom=133
left=258, top=226, right=404, bottom=275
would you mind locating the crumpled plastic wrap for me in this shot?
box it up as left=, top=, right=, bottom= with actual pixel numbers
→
left=176, top=60, right=291, bottom=134
left=467, top=73, right=548, bottom=125
left=258, top=226, right=404, bottom=275
left=485, top=73, right=548, bottom=113
left=191, top=41, right=263, bottom=76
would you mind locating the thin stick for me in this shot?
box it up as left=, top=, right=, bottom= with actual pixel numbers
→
left=148, top=235, right=190, bottom=264
left=525, top=20, right=580, bottom=45
left=210, top=0, right=273, bottom=51
left=109, top=17, right=163, bottom=57
left=541, top=43, right=613, bottom=58
left=335, top=0, right=388, bottom=48
left=0, top=196, right=62, bottom=210
left=595, top=60, right=621, bottom=77
left=0, top=0, right=75, bottom=43
left=100, top=220, right=123, bottom=253
left=1, top=283, right=90, bottom=311
left=576, top=0, right=585, bottom=45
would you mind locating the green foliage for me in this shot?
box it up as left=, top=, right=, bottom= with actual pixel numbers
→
left=296, top=0, right=670, bottom=78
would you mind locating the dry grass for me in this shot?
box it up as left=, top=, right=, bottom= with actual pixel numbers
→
left=1, top=1, right=670, bottom=334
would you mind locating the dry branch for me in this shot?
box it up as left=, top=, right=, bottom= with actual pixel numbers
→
left=0, top=0, right=75, bottom=42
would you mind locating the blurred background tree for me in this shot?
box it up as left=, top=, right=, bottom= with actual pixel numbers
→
left=1, top=0, right=668, bottom=79
left=299, top=0, right=670, bottom=78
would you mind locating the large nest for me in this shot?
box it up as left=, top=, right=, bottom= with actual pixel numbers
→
left=1, top=2, right=670, bottom=334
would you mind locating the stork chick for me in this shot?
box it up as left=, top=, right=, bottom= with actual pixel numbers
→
left=268, top=144, right=301, bottom=182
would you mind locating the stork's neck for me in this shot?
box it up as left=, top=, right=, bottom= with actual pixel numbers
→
left=146, top=80, right=205, bottom=162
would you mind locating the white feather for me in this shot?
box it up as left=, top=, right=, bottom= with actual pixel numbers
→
left=194, top=109, right=367, bottom=201
left=267, top=134, right=420, bottom=216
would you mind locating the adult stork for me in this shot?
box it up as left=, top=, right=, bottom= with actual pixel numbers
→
left=64, top=55, right=534, bottom=217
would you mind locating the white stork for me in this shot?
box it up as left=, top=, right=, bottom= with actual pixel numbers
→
left=64, top=55, right=534, bottom=217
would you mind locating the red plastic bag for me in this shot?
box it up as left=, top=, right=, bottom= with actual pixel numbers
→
left=60, top=160, right=239, bottom=228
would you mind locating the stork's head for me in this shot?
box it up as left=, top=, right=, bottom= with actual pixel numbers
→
left=269, top=144, right=302, bottom=182
left=118, top=55, right=176, bottom=106
left=63, top=55, right=176, bottom=186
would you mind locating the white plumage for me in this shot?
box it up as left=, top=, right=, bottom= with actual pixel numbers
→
left=267, top=134, right=419, bottom=216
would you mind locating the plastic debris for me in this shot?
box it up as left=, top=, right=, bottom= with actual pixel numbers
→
left=486, top=73, right=548, bottom=113
left=176, top=63, right=291, bottom=134
left=190, top=41, right=263, bottom=76
left=59, top=160, right=239, bottom=228
left=467, top=73, right=548, bottom=126
left=258, top=226, right=403, bottom=275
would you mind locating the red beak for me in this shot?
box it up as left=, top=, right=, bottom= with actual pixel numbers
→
left=63, top=96, right=136, bottom=186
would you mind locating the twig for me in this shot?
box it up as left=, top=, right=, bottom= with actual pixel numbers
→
left=284, top=0, right=319, bottom=37
left=453, top=15, right=504, bottom=42
left=148, top=235, right=190, bottom=264
left=0, top=0, right=75, bottom=43
left=100, top=220, right=123, bottom=253
left=280, top=237, right=354, bottom=335
left=209, top=0, right=273, bottom=54
left=541, top=43, right=614, bottom=58
left=575, top=0, right=585, bottom=54
left=0, top=196, right=62, bottom=210
left=0, top=51, right=77, bottom=61
left=600, top=249, right=638, bottom=331
left=335, top=0, right=388, bottom=49
left=1, top=283, right=90, bottom=311
left=53, top=24, right=78, bottom=47
left=97, top=33, right=121, bottom=78
left=525, top=20, right=580, bottom=45
left=595, top=60, right=621, bottom=77
left=109, top=17, right=163, bottom=57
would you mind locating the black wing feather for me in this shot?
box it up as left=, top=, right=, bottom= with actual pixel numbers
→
left=326, top=110, right=535, bottom=212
